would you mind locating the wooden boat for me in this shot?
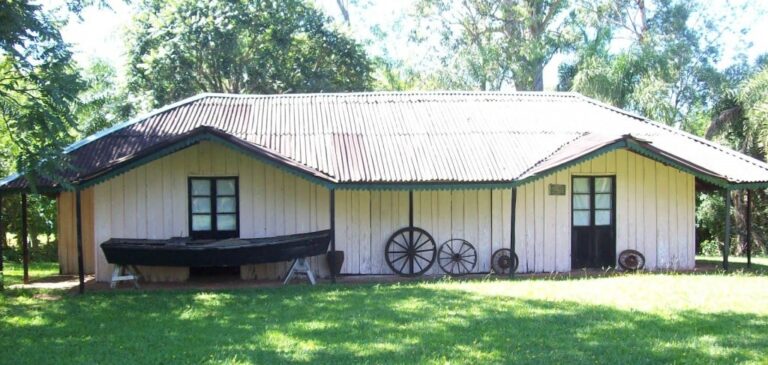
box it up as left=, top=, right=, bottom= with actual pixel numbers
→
left=100, top=230, right=331, bottom=267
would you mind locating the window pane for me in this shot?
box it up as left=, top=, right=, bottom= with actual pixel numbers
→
left=595, top=194, right=612, bottom=209
left=573, top=178, right=590, bottom=193
left=217, top=197, right=237, bottom=213
left=595, top=177, right=612, bottom=193
left=192, top=215, right=211, bottom=231
left=217, top=214, right=236, bottom=231
left=573, top=194, right=590, bottom=209
left=217, top=179, right=236, bottom=195
left=192, top=197, right=211, bottom=213
left=191, top=179, right=211, bottom=196
left=573, top=211, right=590, bottom=226
left=595, top=210, right=611, bottom=226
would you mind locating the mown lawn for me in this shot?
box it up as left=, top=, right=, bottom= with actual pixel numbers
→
left=2, top=261, right=60, bottom=286
left=1, top=260, right=767, bottom=364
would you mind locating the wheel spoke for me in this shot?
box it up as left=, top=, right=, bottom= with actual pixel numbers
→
left=392, top=239, right=408, bottom=251
left=399, top=232, right=411, bottom=247
left=458, top=260, right=470, bottom=273
left=414, top=256, right=424, bottom=272
left=412, top=232, right=425, bottom=248
left=399, top=255, right=410, bottom=273
left=414, top=252, right=431, bottom=263
left=390, top=254, right=408, bottom=264
left=446, top=243, right=456, bottom=255
left=415, top=248, right=434, bottom=253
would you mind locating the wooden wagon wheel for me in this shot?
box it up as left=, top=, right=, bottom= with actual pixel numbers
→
left=618, top=249, right=646, bottom=271
left=438, top=239, right=477, bottom=276
left=385, top=227, right=437, bottom=277
left=491, top=248, right=519, bottom=275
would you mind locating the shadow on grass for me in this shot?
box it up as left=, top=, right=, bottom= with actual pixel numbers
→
left=1, top=284, right=766, bottom=364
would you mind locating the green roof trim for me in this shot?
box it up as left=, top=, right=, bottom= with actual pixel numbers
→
left=73, top=128, right=337, bottom=191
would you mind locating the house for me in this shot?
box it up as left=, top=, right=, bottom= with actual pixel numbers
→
left=1, top=92, right=765, bottom=286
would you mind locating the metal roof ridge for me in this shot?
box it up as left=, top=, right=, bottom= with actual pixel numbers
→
left=575, top=93, right=768, bottom=174
left=198, top=90, right=582, bottom=98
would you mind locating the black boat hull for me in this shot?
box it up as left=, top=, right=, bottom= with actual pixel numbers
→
left=100, top=230, right=331, bottom=267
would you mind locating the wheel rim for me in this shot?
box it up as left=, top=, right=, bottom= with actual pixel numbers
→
left=491, top=248, right=519, bottom=274
left=438, top=239, right=477, bottom=276
left=618, top=249, right=646, bottom=271
left=385, top=227, right=436, bottom=277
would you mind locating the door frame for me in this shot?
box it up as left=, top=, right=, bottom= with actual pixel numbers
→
left=570, top=175, right=617, bottom=269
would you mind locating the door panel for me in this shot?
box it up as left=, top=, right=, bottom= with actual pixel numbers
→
left=571, top=176, right=616, bottom=269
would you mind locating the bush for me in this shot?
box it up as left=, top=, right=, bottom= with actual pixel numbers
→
left=700, top=239, right=721, bottom=256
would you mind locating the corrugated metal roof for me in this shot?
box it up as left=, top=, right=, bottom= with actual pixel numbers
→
left=3, top=91, right=768, bottom=190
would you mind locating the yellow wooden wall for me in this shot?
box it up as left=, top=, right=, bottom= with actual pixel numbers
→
left=57, top=189, right=95, bottom=274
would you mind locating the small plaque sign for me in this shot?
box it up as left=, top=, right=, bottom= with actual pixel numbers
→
left=549, top=184, right=566, bottom=196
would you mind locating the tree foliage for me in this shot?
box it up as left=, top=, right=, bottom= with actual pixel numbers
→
left=126, top=0, right=373, bottom=107
left=414, top=0, right=575, bottom=91
left=559, top=0, right=722, bottom=129
left=0, top=0, right=84, bottom=186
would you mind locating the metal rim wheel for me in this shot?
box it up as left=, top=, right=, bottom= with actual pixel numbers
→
left=385, top=227, right=437, bottom=277
left=438, top=239, right=477, bottom=276
left=618, top=249, right=646, bottom=271
left=491, top=248, right=519, bottom=275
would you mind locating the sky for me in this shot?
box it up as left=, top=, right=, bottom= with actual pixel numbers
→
left=45, top=0, right=768, bottom=90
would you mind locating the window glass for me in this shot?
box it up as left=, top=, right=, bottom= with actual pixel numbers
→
left=573, top=211, right=590, bottom=226
left=595, top=194, right=612, bottom=209
left=573, top=194, right=590, bottom=209
left=191, top=179, right=211, bottom=196
left=573, top=178, right=590, bottom=194
left=192, top=215, right=212, bottom=231
left=595, top=177, right=612, bottom=193
left=595, top=210, right=611, bottom=226
left=217, top=214, right=237, bottom=231
left=217, top=179, right=236, bottom=195
left=217, top=197, right=236, bottom=213
left=192, top=197, right=211, bottom=213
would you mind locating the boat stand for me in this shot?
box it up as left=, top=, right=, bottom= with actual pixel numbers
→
left=283, top=257, right=316, bottom=285
left=110, top=265, right=140, bottom=289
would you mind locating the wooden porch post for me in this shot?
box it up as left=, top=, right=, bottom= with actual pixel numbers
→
left=723, top=189, right=731, bottom=271
left=510, top=187, right=517, bottom=278
left=21, top=193, right=29, bottom=284
left=329, top=188, right=336, bottom=284
left=76, top=189, right=86, bottom=294
left=746, top=190, right=752, bottom=268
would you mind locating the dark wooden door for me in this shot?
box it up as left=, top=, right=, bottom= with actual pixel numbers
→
left=571, top=176, right=616, bottom=269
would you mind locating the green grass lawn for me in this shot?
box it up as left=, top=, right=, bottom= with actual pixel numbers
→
left=1, top=260, right=767, bottom=364
left=2, top=261, right=59, bottom=286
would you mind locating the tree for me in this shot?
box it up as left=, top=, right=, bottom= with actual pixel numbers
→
left=559, top=0, right=723, bottom=129
left=0, top=0, right=85, bottom=187
left=414, top=0, right=574, bottom=91
left=74, top=59, right=136, bottom=136
left=126, top=0, right=373, bottom=107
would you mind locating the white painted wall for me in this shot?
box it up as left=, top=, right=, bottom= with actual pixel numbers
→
left=87, top=143, right=695, bottom=281
left=92, top=142, right=330, bottom=282
left=334, top=149, right=696, bottom=275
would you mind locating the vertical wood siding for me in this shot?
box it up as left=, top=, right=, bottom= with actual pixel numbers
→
left=75, top=144, right=695, bottom=281
left=90, top=142, right=330, bottom=282
left=56, top=189, right=95, bottom=274
left=334, top=149, right=695, bottom=275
